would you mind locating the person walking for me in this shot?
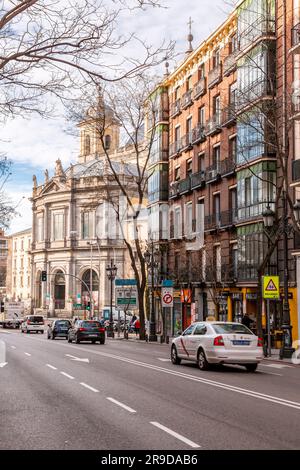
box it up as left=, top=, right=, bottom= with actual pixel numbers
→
left=134, top=317, right=140, bottom=336
left=241, top=313, right=254, bottom=330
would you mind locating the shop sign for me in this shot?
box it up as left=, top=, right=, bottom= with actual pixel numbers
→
left=231, top=292, right=243, bottom=300
left=246, top=293, right=257, bottom=300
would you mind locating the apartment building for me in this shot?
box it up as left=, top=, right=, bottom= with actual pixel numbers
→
left=149, top=0, right=300, bottom=342
left=6, top=228, right=32, bottom=306
left=0, top=229, right=9, bottom=298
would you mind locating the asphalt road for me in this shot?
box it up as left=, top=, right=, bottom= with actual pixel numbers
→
left=0, top=329, right=300, bottom=450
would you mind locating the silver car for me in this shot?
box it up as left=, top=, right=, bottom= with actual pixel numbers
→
left=171, top=322, right=263, bottom=372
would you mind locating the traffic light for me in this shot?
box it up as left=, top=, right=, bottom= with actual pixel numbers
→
left=86, top=301, right=91, bottom=311
left=41, top=271, right=47, bottom=282
left=0, top=301, right=4, bottom=313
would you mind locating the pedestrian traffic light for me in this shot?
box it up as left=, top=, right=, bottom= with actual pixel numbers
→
left=41, top=271, right=47, bottom=282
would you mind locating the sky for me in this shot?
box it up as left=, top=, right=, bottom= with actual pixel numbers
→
left=0, top=0, right=234, bottom=234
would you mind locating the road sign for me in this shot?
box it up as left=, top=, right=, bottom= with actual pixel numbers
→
left=162, top=287, right=174, bottom=308
left=263, top=276, right=280, bottom=299
left=162, top=280, right=174, bottom=287
left=115, top=279, right=137, bottom=286
left=115, top=286, right=138, bottom=309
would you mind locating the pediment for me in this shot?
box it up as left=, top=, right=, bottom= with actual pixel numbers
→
left=40, top=179, right=67, bottom=196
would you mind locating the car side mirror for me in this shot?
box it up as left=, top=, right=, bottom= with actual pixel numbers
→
left=177, top=331, right=182, bottom=336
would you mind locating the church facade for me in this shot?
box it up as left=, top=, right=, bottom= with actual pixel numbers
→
left=30, top=102, right=147, bottom=318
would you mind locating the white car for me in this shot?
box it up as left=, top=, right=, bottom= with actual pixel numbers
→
left=21, top=315, right=45, bottom=334
left=171, top=321, right=263, bottom=372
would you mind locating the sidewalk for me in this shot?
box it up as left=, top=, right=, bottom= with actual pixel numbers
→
left=262, top=348, right=299, bottom=365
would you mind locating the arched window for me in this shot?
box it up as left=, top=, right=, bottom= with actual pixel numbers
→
left=104, top=134, right=111, bottom=150
left=54, top=270, right=65, bottom=310
left=81, top=269, right=99, bottom=296
left=84, top=134, right=91, bottom=155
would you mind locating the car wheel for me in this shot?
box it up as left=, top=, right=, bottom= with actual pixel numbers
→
left=100, top=339, right=105, bottom=345
left=197, top=349, right=210, bottom=371
left=75, top=335, right=80, bottom=344
left=91, top=340, right=96, bottom=344
left=245, top=363, right=258, bottom=372
left=171, top=345, right=181, bottom=365
left=26, top=330, right=30, bottom=334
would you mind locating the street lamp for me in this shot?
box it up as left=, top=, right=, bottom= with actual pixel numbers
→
left=106, top=259, right=118, bottom=338
left=262, top=195, right=295, bottom=359
left=144, top=243, right=160, bottom=342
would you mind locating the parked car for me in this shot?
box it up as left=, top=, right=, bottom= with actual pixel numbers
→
left=47, top=319, right=71, bottom=340
left=68, top=320, right=105, bottom=344
left=21, top=315, right=45, bottom=334
left=171, top=322, right=263, bottom=372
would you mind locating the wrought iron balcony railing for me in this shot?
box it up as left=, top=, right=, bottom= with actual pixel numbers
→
left=191, top=171, right=206, bottom=190
left=206, top=113, right=222, bottom=136
left=170, top=99, right=181, bottom=118
left=191, top=124, right=206, bottom=144
left=208, top=64, right=222, bottom=89
left=193, top=77, right=206, bottom=100
left=181, top=89, right=193, bottom=109
left=223, top=52, right=237, bottom=76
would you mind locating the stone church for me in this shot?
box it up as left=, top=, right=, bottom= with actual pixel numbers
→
left=30, top=98, right=147, bottom=318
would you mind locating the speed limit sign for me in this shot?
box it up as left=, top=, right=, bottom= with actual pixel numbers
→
left=162, top=287, right=174, bottom=307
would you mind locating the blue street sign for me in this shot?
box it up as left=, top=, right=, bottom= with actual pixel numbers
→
left=115, top=279, right=137, bottom=286
left=162, top=280, right=174, bottom=287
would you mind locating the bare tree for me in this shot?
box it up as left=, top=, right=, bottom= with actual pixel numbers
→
left=0, top=0, right=172, bottom=120
left=0, top=154, right=17, bottom=228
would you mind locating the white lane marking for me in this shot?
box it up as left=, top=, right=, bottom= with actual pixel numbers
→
left=259, top=370, right=283, bottom=377
left=261, top=363, right=293, bottom=369
left=60, top=371, right=74, bottom=380
left=46, top=364, right=57, bottom=370
left=106, top=397, right=136, bottom=413
left=0, top=362, right=8, bottom=368
left=80, top=382, right=99, bottom=393
left=17, top=337, right=300, bottom=411
left=10, top=346, right=16, bottom=350
left=150, top=422, right=200, bottom=449
left=24, top=352, right=31, bottom=356
left=65, top=354, right=89, bottom=363
left=158, top=358, right=170, bottom=362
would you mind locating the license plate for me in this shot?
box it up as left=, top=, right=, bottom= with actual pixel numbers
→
left=232, top=340, right=250, bottom=346
left=88, top=334, right=97, bottom=337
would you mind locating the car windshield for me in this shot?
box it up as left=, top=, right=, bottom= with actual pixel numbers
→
left=56, top=321, right=70, bottom=327
left=81, top=321, right=100, bottom=328
left=29, top=316, right=43, bottom=322
left=212, top=323, right=253, bottom=335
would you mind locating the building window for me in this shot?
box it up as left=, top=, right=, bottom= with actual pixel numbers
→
left=229, top=136, right=237, bottom=161
left=213, top=194, right=221, bottom=225
left=186, top=116, right=192, bottom=136
left=53, top=213, right=64, bottom=241
left=175, top=166, right=180, bottom=181
left=185, top=203, right=193, bottom=238
left=13, top=276, right=16, bottom=287
left=175, top=125, right=180, bottom=143
left=213, top=145, right=221, bottom=170
left=198, top=64, right=205, bottom=80
left=84, top=134, right=91, bottom=155
left=174, top=86, right=180, bottom=101
left=21, top=239, right=24, bottom=251
left=198, top=152, right=205, bottom=172
left=198, top=106, right=205, bottom=126
left=214, top=245, right=221, bottom=282
left=14, top=241, right=17, bottom=252
left=229, top=34, right=238, bottom=54
left=186, top=159, right=193, bottom=176
left=212, top=48, right=220, bottom=69
left=14, top=258, right=17, bottom=269
left=186, top=76, right=192, bottom=91
left=104, top=135, right=111, bottom=150
left=174, top=207, right=182, bottom=239
left=82, top=212, right=93, bottom=240
left=213, top=95, right=221, bottom=123
left=27, top=276, right=30, bottom=288
left=20, top=276, right=23, bottom=288
left=20, top=258, right=24, bottom=269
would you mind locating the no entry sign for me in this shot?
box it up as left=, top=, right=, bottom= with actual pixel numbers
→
left=162, top=287, right=174, bottom=308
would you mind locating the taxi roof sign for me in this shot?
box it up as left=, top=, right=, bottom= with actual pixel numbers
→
left=263, top=276, right=280, bottom=299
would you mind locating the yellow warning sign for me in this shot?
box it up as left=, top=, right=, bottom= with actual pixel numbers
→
left=263, top=276, right=280, bottom=299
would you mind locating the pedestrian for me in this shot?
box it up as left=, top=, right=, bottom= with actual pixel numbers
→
left=134, top=317, right=140, bottom=336
left=241, top=313, right=254, bottom=330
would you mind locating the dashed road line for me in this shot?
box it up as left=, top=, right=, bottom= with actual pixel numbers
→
left=106, top=397, right=136, bottom=413
left=79, top=382, right=99, bottom=393
left=10, top=346, right=16, bottom=349
left=158, top=358, right=170, bottom=362
left=46, top=364, right=57, bottom=370
left=24, top=352, right=31, bottom=356
left=60, top=371, right=74, bottom=380
left=150, top=422, right=200, bottom=449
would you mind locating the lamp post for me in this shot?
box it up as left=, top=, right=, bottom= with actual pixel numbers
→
left=144, top=242, right=160, bottom=342
left=87, top=241, right=96, bottom=319
left=262, top=196, right=300, bottom=359
left=106, top=259, right=117, bottom=338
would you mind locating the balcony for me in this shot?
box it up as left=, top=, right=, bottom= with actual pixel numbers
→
left=208, top=64, right=222, bottom=89
left=191, top=171, right=206, bottom=190
left=235, top=77, right=274, bottom=112
left=193, top=78, right=206, bottom=100
left=206, top=114, right=222, bottom=136
left=178, top=176, right=191, bottom=195
left=205, top=162, right=221, bottom=183
left=181, top=90, right=193, bottom=110
left=291, top=22, right=300, bottom=54
left=181, top=132, right=193, bottom=152
left=169, top=181, right=180, bottom=199
left=148, top=109, right=169, bottom=128
left=204, top=209, right=238, bottom=232
left=220, top=157, right=236, bottom=177
left=223, top=52, right=237, bottom=76
left=222, top=104, right=236, bottom=128
left=292, top=159, right=300, bottom=186
left=169, top=140, right=182, bottom=158
left=170, top=99, right=181, bottom=118
left=237, top=202, right=275, bottom=222
left=237, top=17, right=276, bottom=55
left=191, top=124, right=206, bottom=144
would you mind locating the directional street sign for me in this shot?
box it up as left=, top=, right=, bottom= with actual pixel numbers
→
left=263, top=276, right=280, bottom=299
left=115, top=281, right=138, bottom=309
left=161, top=287, right=174, bottom=308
